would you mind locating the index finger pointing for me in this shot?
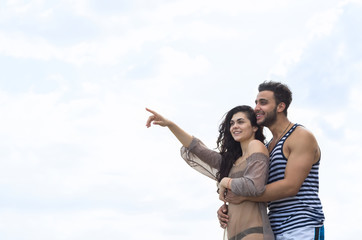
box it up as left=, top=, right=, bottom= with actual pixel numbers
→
left=145, top=107, right=157, bottom=115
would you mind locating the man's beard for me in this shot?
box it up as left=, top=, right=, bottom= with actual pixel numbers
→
left=260, top=107, right=277, bottom=127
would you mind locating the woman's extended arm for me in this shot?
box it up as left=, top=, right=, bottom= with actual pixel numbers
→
left=146, top=108, right=193, bottom=148
left=146, top=108, right=222, bottom=180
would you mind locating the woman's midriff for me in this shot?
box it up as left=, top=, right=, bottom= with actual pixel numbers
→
left=227, top=201, right=263, bottom=239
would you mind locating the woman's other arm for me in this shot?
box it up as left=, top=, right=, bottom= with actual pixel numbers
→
left=219, top=140, right=269, bottom=201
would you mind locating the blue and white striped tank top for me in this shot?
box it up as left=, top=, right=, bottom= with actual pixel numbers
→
left=267, top=124, right=325, bottom=235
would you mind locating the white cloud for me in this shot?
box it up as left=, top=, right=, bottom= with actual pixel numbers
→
left=349, top=79, right=362, bottom=110
left=0, top=31, right=55, bottom=60
left=0, top=30, right=150, bottom=65
left=158, top=46, right=210, bottom=76
left=269, top=40, right=307, bottom=77
left=306, top=7, right=344, bottom=39
left=269, top=3, right=345, bottom=77
left=4, top=0, right=44, bottom=14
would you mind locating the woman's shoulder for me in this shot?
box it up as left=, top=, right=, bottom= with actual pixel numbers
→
left=248, top=139, right=268, bottom=156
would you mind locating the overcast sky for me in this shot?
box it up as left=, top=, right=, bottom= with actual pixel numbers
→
left=1, top=0, right=362, bottom=239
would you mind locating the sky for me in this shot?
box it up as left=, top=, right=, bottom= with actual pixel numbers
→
left=0, top=0, right=362, bottom=239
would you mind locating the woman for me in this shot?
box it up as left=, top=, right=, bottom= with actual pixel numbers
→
left=146, top=106, right=274, bottom=240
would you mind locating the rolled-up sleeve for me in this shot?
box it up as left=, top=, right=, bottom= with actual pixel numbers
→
left=180, top=137, right=222, bottom=181
left=230, top=152, right=269, bottom=196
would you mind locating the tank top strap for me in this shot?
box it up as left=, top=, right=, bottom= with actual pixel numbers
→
left=278, top=123, right=300, bottom=145
left=267, top=123, right=300, bottom=154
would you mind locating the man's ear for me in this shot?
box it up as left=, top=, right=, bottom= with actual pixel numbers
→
left=277, top=102, right=286, bottom=113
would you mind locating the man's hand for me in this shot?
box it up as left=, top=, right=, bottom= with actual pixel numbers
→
left=218, top=185, right=227, bottom=202
left=217, top=203, right=228, bottom=229
left=224, top=190, right=247, bottom=204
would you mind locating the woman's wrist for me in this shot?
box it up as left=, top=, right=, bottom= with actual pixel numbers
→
left=227, top=178, right=232, bottom=189
left=220, top=177, right=232, bottom=189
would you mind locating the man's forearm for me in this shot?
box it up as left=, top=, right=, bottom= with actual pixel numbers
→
left=246, top=179, right=299, bottom=202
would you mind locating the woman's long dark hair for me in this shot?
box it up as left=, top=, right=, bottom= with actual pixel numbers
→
left=216, top=105, right=265, bottom=182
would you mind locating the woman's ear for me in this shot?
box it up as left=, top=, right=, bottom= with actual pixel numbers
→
left=253, top=126, right=258, bottom=133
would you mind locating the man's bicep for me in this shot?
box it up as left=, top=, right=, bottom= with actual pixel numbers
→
left=284, top=137, right=316, bottom=190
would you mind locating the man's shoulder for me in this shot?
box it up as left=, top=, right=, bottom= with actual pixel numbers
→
left=293, top=124, right=316, bottom=139
left=286, top=124, right=321, bottom=164
left=288, top=124, right=319, bottom=148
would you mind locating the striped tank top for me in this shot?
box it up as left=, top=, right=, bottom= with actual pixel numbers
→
left=267, top=124, right=325, bottom=235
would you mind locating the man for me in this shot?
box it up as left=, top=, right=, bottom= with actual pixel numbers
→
left=218, top=81, right=325, bottom=240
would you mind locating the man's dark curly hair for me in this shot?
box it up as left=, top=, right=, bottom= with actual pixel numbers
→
left=258, top=81, right=292, bottom=116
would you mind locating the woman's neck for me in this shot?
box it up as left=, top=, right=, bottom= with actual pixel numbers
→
left=240, top=138, right=253, bottom=156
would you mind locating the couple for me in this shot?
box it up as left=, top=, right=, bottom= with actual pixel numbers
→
left=146, top=81, right=325, bottom=240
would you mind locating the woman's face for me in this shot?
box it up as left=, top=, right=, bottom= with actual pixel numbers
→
left=229, top=112, right=256, bottom=142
